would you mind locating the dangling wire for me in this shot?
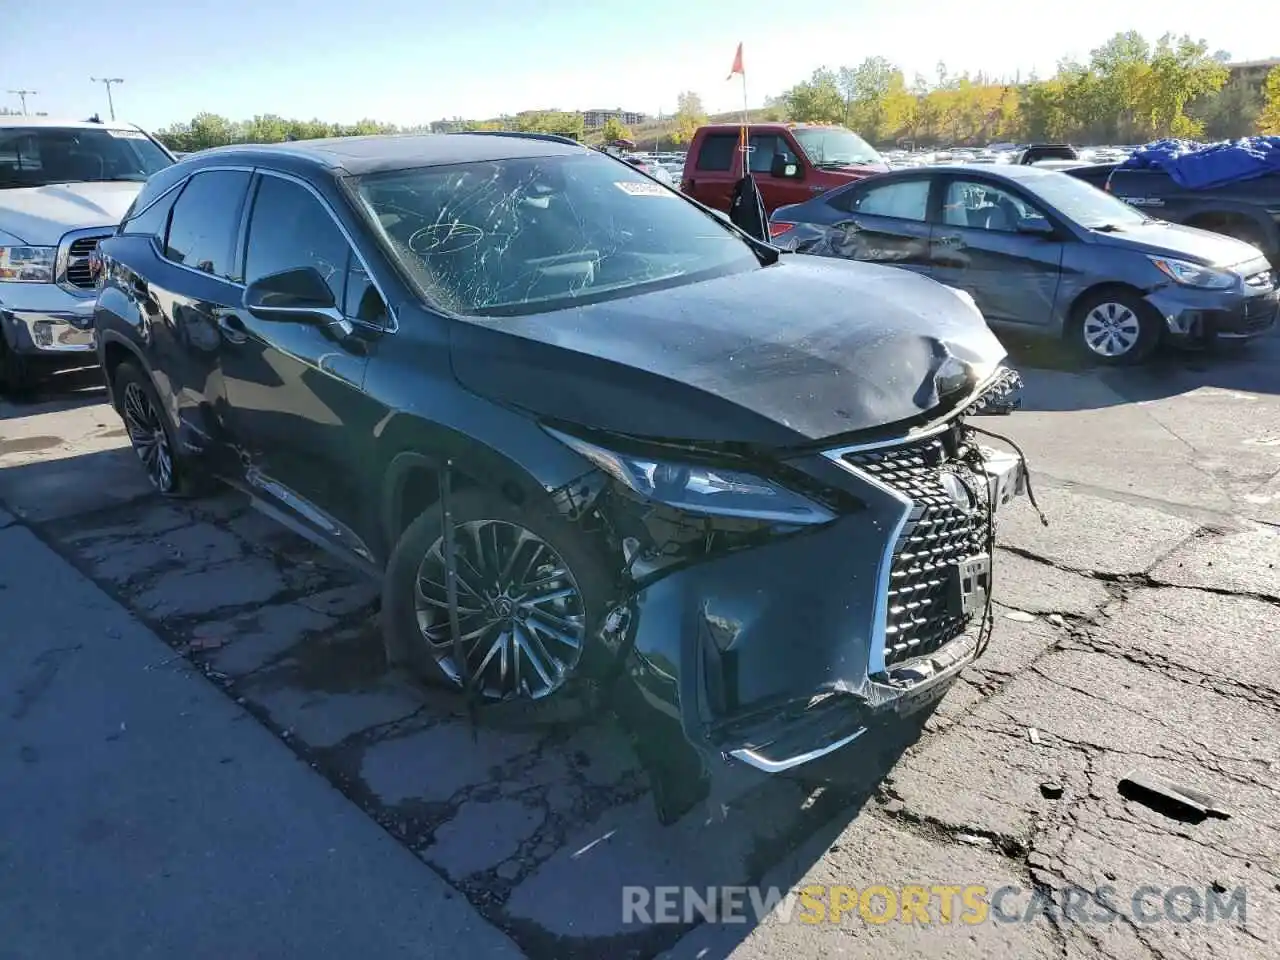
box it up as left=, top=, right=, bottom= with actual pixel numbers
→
left=968, top=424, right=1049, bottom=527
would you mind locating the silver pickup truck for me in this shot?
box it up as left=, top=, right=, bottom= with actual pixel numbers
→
left=0, top=117, right=174, bottom=394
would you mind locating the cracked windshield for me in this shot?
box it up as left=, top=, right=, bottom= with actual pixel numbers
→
left=3, top=1, right=1278, bottom=959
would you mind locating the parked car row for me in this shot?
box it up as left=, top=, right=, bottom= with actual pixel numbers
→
left=674, top=122, right=1277, bottom=365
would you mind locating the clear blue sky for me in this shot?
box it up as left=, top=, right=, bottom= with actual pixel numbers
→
left=3, top=0, right=1274, bottom=129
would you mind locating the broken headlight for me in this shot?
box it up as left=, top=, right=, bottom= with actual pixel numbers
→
left=545, top=429, right=836, bottom=525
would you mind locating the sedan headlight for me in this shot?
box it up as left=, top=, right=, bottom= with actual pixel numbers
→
left=546, top=429, right=836, bottom=525
left=0, top=245, right=56, bottom=283
left=1148, top=256, right=1236, bottom=290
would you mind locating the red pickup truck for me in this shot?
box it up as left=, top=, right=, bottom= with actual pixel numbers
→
left=680, top=122, right=890, bottom=216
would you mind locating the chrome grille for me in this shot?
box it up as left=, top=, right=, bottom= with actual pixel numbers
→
left=58, top=232, right=112, bottom=290
left=843, top=436, right=989, bottom=667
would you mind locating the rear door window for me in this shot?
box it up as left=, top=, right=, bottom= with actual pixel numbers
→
left=839, top=178, right=931, bottom=221
left=164, top=169, right=252, bottom=280
left=695, top=134, right=738, bottom=171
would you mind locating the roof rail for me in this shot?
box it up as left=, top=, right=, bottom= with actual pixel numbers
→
left=453, top=130, right=581, bottom=146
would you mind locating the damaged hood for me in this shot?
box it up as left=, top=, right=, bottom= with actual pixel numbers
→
left=448, top=256, right=1007, bottom=445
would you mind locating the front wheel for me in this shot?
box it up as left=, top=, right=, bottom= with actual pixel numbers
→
left=1071, top=290, right=1163, bottom=366
left=0, top=338, right=33, bottom=397
left=381, top=488, right=618, bottom=720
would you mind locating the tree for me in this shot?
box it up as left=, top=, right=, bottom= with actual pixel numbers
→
left=600, top=116, right=631, bottom=142
left=839, top=57, right=895, bottom=138
left=782, top=68, right=843, bottom=124
left=1257, top=65, right=1280, bottom=134
left=1138, top=34, right=1228, bottom=138
left=671, top=91, right=707, bottom=145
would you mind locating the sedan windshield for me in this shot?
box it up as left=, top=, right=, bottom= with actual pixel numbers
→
left=354, top=152, right=760, bottom=316
left=0, top=126, right=173, bottom=189
left=1020, top=171, right=1149, bottom=229
left=792, top=128, right=883, bottom=168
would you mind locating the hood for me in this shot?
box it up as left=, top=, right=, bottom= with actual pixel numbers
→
left=448, top=256, right=1007, bottom=446
left=1095, top=219, right=1263, bottom=269
left=0, top=181, right=142, bottom=244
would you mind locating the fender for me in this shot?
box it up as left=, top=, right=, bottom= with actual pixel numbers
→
left=375, top=412, right=594, bottom=557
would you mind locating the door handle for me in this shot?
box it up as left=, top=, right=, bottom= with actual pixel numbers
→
left=936, top=235, right=964, bottom=247
left=217, top=312, right=249, bottom=344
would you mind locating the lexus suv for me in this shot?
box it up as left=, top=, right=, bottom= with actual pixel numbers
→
left=94, top=132, right=1028, bottom=822
left=0, top=116, right=174, bottom=392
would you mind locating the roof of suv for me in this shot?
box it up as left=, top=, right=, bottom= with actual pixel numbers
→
left=187, top=133, right=589, bottom=176
left=0, top=116, right=143, bottom=132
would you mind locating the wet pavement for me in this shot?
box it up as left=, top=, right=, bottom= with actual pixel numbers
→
left=2, top=336, right=1278, bottom=960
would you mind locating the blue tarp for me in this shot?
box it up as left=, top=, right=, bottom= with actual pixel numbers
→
left=1120, top=136, right=1280, bottom=190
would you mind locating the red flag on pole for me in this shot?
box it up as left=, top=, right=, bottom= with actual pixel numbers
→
left=727, top=42, right=744, bottom=80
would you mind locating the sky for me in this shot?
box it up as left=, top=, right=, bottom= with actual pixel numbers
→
left=3, top=0, right=1275, bottom=131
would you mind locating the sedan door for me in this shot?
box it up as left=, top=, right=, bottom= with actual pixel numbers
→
left=788, top=175, right=936, bottom=275
left=928, top=176, right=1065, bottom=328
left=217, top=170, right=391, bottom=558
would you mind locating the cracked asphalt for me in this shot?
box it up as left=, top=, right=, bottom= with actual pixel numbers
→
left=2, top=333, right=1278, bottom=960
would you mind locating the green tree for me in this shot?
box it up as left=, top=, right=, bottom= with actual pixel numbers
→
left=839, top=56, right=896, bottom=138
left=782, top=67, right=843, bottom=123
left=1256, top=65, right=1280, bottom=134
left=671, top=90, right=707, bottom=145
left=1138, top=34, right=1228, bottom=138
left=600, top=116, right=631, bottom=142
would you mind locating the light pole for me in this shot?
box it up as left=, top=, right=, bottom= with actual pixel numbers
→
left=7, top=89, right=37, bottom=115
left=90, top=77, right=124, bottom=121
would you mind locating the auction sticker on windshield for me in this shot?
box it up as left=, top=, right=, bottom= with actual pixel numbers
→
left=106, top=129, right=148, bottom=139
left=615, top=181, right=673, bottom=197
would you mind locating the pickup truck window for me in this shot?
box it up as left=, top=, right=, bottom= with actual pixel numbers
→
left=747, top=134, right=798, bottom=174
left=695, top=134, right=737, bottom=172
left=0, top=126, right=171, bottom=189
left=792, top=128, right=882, bottom=168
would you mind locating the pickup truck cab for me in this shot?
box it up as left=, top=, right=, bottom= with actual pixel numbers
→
left=680, top=123, right=889, bottom=215
left=0, top=116, right=174, bottom=393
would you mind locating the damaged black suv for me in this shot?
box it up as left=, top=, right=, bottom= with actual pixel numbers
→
left=93, top=132, right=1028, bottom=822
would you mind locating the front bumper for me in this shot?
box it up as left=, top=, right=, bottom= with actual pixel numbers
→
left=0, top=283, right=98, bottom=355
left=1147, top=282, right=1279, bottom=343
left=604, top=417, right=1028, bottom=823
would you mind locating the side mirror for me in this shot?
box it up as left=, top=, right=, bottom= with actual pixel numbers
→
left=770, top=155, right=801, bottom=179
left=244, top=266, right=353, bottom=337
left=1015, top=217, right=1055, bottom=238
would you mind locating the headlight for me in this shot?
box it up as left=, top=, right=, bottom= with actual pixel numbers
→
left=0, top=245, right=56, bottom=283
left=1148, top=256, right=1236, bottom=290
left=546, top=428, right=836, bottom=525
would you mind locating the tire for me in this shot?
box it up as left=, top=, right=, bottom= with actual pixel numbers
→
left=1070, top=289, right=1163, bottom=366
left=381, top=488, right=618, bottom=725
left=0, top=338, right=33, bottom=397
left=114, top=361, right=210, bottom=497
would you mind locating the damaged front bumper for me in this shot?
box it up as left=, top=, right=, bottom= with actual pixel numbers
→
left=598, top=373, right=1029, bottom=824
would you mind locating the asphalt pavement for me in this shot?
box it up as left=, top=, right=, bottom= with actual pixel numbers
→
left=1, top=333, right=1277, bottom=960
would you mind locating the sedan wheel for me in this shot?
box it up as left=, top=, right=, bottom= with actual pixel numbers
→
left=413, top=519, right=587, bottom=701
left=1082, top=301, right=1142, bottom=359
left=122, top=380, right=175, bottom=493
left=1073, top=290, right=1160, bottom=366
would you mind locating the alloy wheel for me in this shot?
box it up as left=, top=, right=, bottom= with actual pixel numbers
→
left=1082, top=301, right=1141, bottom=358
left=122, top=381, right=174, bottom=492
left=413, top=519, right=587, bottom=700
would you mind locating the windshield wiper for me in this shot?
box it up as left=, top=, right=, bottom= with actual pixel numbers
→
left=1091, top=223, right=1124, bottom=232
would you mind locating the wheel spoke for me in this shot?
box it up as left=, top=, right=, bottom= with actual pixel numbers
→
left=412, top=518, right=585, bottom=701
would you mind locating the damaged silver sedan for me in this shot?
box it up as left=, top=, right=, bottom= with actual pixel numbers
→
left=94, top=131, right=1032, bottom=825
